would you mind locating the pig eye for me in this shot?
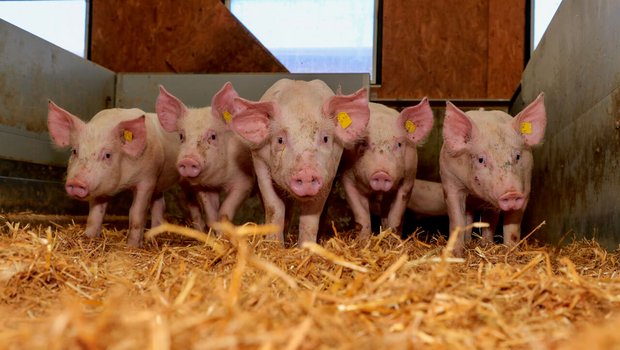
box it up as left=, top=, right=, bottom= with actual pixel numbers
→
left=323, top=136, right=329, bottom=143
left=179, top=133, right=185, bottom=142
left=515, top=153, right=521, bottom=162
left=103, top=152, right=112, bottom=160
left=277, top=137, right=284, bottom=144
left=71, top=149, right=77, bottom=156
left=397, top=142, right=402, bottom=148
left=211, top=134, right=216, bottom=141
left=478, top=156, right=485, bottom=164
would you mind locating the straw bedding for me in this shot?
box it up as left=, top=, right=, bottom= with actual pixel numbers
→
left=1, top=216, right=620, bottom=349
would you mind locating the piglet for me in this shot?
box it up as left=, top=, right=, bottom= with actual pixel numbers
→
left=230, top=79, right=369, bottom=245
left=341, top=100, right=433, bottom=237
left=156, top=82, right=254, bottom=229
left=440, top=93, right=546, bottom=256
left=47, top=103, right=180, bottom=247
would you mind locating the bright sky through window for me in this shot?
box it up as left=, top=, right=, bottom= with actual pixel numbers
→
left=229, top=0, right=376, bottom=81
left=0, top=0, right=86, bottom=57
left=533, top=0, right=562, bottom=50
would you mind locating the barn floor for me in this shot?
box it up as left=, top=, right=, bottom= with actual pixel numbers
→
left=1, top=215, right=620, bottom=349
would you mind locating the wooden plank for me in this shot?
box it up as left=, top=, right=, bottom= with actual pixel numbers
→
left=90, top=0, right=287, bottom=73
left=487, top=0, right=525, bottom=98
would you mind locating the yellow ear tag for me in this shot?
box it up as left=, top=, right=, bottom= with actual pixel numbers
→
left=520, top=121, right=532, bottom=135
left=337, top=112, right=352, bottom=129
left=123, top=130, right=133, bottom=142
left=223, top=110, right=233, bottom=124
left=405, top=120, right=417, bottom=134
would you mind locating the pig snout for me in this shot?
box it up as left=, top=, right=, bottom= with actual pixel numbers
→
left=290, top=169, right=323, bottom=197
left=65, top=179, right=89, bottom=199
left=370, top=171, right=393, bottom=192
left=498, top=191, right=525, bottom=211
left=177, top=158, right=201, bottom=178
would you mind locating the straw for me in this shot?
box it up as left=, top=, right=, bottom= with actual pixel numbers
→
left=1, top=216, right=620, bottom=349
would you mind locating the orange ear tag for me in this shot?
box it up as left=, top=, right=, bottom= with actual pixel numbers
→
left=405, top=120, right=417, bottom=134
left=337, top=112, right=352, bottom=129
left=124, top=130, right=133, bottom=142
left=520, top=122, right=532, bottom=135
left=223, top=110, right=233, bottom=124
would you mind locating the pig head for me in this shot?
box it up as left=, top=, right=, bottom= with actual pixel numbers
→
left=341, top=99, right=433, bottom=237
left=156, top=82, right=255, bottom=229
left=47, top=102, right=180, bottom=247
left=230, top=79, right=369, bottom=245
left=439, top=93, right=546, bottom=256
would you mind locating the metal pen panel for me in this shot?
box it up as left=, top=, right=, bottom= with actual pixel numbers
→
left=0, top=19, right=115, bottom=166
left=115, top=73, right=370, bottom=111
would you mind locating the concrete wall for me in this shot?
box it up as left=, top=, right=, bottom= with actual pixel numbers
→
left=516, top=0, right=620, bottom=249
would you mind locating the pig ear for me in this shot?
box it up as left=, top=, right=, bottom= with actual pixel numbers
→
left=323, top=88, right=370, bottom=146
left=513, top=93, right=546, bottom=146
left=117, top=115, right=147, bottom=157
left=211, top=81, right=239, bottom=125
left=443, top=101, right=474, bottom=155
left=156, top=85, right=187, bottom=132
left=47, top=100, right=85, bottom=148
left=400, top=97, right=434, bottom=145
left=229, top=97, right=274, bottom=147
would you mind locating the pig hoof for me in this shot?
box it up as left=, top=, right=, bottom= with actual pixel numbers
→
left=213, top=229, right=224, bottom=239
left=126, top=239, right=143, bottom=248
left=357, top=230, right=371, bottom=241
left=480, top=238, right=493, bottom=246
left=84, top=229, right=101, bottom=239
left=449, top=246, right=465, bottom=258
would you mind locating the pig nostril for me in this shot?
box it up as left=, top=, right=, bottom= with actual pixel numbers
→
left=498, top=192, right=525, bottom=210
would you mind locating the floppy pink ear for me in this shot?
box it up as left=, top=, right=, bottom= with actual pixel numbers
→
left=156, top=85, right=187, bottom=132
left=117, top=115, right=147, bottom=157
left=47, top=100, right=85, bottom=148
left=229, top=97, right=275, bottom=147
left=211, top=81, right=239, bottom=125
left=443, top=101, right=474, bottom=155
left=400, top=97, right=434, bottom=145
left=323, top=87, right=369, bottom=146
left=513, top=93, right=546, bottom=146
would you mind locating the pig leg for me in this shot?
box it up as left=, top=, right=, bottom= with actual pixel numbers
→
left=150, top=191, right=165, bottom=228
left=218, top=178, right=254, bottom=223
left=197, top=191, right=220, bottom=226
left=384, top=185, right=414, bottom=234
left=297, top=193, right=329, bottom=245
left=126, top=183, right=155, bottom=247
left=85, top=199, right=108, bottom=238
left=187, top=200, right=205, bottom=231
left=444, top=189, right=468, bottom=256
left=342, top=176, right=371, bottom=239
left=180, top=185, right=206, bottom=231
left=463, top=209, right=475, bottom=243
left=255, top=159, right=285, bottom=243
left=480, top=209, right=500, bottom=245
left=502, top=209, right=524, bottom=247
